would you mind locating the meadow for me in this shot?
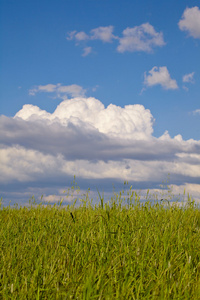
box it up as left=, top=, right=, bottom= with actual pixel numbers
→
left=0, top=179, right=200, bottom=299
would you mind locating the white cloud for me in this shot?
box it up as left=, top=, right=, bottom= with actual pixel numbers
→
left=82, top=46, right=92, bottom=57
left=117, top=23, right=165, bottom=53
left=193, top=109, right=200, bottom=115
left=14, top=104, right=52, bottom=121
left=1, top=142, right=200, bottom=184
left=1, top=96, right=200, bottom=205
left=67, top=26, right=116, bottom=44
left=182, top=72, right=195, bottom=83
left=15, top=97, right=154, bottom=139
left=178, top=6, right=200, bottom=38
left=29, top=83, right=86, bottom=98
left=90, top=26, right=116, bottom=42
left=74, top=31, right=89, bottom=41
left=66, top=30, right=89, bottom=41
left=29, top=84, right=57, bottom=95
left=144, top=66, right=178, bottom=90
left=0, top=146, right=64, bottom=182
left=67, top=23, right=165, bottom=55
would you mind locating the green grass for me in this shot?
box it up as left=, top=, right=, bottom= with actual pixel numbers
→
left=1, top=181, right=200, bottom=299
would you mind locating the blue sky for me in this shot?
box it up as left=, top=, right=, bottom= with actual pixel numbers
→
left=0, top=0, right=200, bottom=206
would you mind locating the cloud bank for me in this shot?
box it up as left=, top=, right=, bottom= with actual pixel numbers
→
left=1, top=95, right=200, bottom=205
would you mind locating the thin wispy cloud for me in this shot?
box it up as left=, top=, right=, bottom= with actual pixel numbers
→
left=144, top=66, right=178, bottom=90
left=193, top=109, right=200, bottom=115
left=82, top=46, right=92, bottom=57
left=67, top=23, right=165, bottom=55
left=66, top=30, right=89, bottom=41
left=182, top=72, right=195, bottom=83
left=67, top=26, right=116, bottom=43
left=29, top=84, right=86, bottom=98
left=178, top=6, right=200, bottom=39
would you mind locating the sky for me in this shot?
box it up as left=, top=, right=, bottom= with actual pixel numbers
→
left=0, top=0, right=200, bottom=206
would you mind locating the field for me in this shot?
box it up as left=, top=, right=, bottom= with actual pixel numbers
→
left=1, top=180, right=200, bottom=299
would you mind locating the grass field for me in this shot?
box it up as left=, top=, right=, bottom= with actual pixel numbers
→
left=1, top=180, right=200, bottom=299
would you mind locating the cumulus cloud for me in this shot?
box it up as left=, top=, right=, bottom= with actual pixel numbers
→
left=1, top=96, right=200, bottom=205
left=29, top=83, right=86, bottom=98
left=117, top=23, right=165, bottom=53
left=90, top=26, right=116, bottom=42
left=14, top=97, right=154, bottom=140
left=182, top=72, right=195, bottom=83
left=178, top=6, right=200, bottom=38
left=74, top=31, right=89, bottom=41
left=144, top=66, right=178, bottom=90
left=67, top=23, right=165, bottom=55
